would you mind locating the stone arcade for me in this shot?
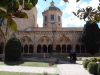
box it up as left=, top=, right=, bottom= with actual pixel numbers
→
left=0, top=1, right=100, bottom=57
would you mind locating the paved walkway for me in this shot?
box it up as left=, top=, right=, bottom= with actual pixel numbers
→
left=0, top=61, right=93, bottom=75
left=58, top=61, right=91, bottom=75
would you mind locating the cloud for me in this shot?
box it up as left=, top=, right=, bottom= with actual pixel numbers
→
left=36, top=5, right=42, bottom=9
left=59, top=0, right=64, bottom=6
left=62, top=15, right=85, bottom=27
left=62, top=0, right=100, bottom=27
left=37, top=18, right=43, bottom=27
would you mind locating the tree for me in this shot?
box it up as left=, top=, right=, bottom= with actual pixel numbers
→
left=82, top=21, right=100, bottom=55
left=0, top=0, right=38, bottom=32
left=5, top=36, right=22, bottom=61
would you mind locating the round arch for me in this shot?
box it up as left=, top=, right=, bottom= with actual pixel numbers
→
left=62, top=44, right=66, bottom=53
left=29, top=45, right=33, bottom=53
left=81, top=44, right=85, bottom=53
left=56, top=45, right=61, bottom=53
left=67, top=44, right=72, bottom=53
left=43, top=45, right=47, bottom=53
left=24, top=44, right=28, bottom=53
left=48, top=44, right=53, bottom=53
left=37, top=44, right=41, bottom=53
left=75, top=45, right=80, bottom=53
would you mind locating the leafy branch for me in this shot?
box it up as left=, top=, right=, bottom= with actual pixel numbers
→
left=63, top=0, right=100, bottom=23
left=0, top=0, right=39, bottom=32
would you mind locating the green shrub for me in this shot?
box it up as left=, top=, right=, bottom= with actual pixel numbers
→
left=87, top=62, right=98, bottom=74
left=97, top=64, right=100, bottom=75
left=5, top=36, right=22, bottom=61
left=90, top=58, right=97, bottom=62
left=82, top=59, right=90, bottom=69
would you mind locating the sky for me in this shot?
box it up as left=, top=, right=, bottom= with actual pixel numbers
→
left=36, top=0, right=100, bottom=27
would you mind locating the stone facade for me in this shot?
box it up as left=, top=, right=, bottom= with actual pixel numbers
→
left=0, top=1, right=100, bottom=57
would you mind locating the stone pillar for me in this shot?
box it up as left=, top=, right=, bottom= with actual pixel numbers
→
left=41, top=45, right=43, bottom=53
left=66, top=45, right=67, bottom=53
left=47, top=45, right=48, bottom=53
left=61, top=45, right=62, bottom=53
left=28, top=45, right=29, bottom=54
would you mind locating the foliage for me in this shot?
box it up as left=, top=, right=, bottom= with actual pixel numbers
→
left=89, top=58, right=98, bottom=62
left=63, top=0, right=80, bottom=3
left=0, top=72, right=58, bottom=75
left=97, top=64, right=100, bottom=75
left=82, top=21, right=100, bottom=55
left=87, top=62, right=98, bottom=74
left=65, top=0, right=100, bottom=24
left=82, top=59, right=90, bottom=69
left=5, top=36, right=22, bottom=61
left=0, top=0, right=47, bottom=32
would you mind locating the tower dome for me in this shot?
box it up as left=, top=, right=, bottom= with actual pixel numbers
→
left=42, top=1, right=63, bottom=28
left=44, top=1, right=61, bottom=12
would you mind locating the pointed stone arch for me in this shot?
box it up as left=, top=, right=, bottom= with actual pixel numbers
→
left=20, top=36, right=33, bottom=54
left=36, top=36, right=52, bottom=45
left=76, top=37, right=82, bottom=44
left=20, top=36, right=33, bottom=45
left=56, top=36, right=71, bottom=45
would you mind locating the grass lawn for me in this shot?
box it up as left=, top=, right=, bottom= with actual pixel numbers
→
left=0, top=71, right=58, bottom=75
left=0, top=59, right=57, bottom=67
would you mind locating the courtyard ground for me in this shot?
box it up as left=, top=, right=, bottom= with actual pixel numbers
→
left=0, top=56, right=96, bottom=75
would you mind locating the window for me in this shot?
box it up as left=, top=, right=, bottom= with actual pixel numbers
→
left=51, top=15, right=54, bottom=21
left=45, top=16, right=47, bottom=22
left=58, top=16, right=60, bottom=22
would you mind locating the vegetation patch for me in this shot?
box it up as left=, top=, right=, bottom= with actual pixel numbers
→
left=0, top=71, right=59, bottom=75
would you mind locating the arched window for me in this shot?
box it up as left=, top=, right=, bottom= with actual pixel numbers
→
left=75, top=45, right=80, bottom=53
left=56, top=45, right=61, bottom=53
left=43, top=45, right=47, bottom=53
left=37, top=45, right=41, bottom=53
left=48, top=45, right=53, bottom=53
left=29, top=45, right=33, bottom=53
left=67, top=44, right=72, bottom=53
left=81, top=45, right=85, bottom=53
left=62, top=45, right=66, bottom=53
left=24, top=45, right=28, bottom=53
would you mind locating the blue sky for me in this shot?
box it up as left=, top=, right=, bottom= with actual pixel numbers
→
left=36, top=0, right=100, bottom=27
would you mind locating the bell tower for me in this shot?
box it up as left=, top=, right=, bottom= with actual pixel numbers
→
left=42, top=1, right=63, bottom=28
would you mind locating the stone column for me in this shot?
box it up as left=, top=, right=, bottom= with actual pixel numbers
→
left=28, top=45, right=29, bottom=54
left=47, top=45, right=48, bottom=53
left=61, top=45, right=62, bottom=53
left=41, top=45, right=43, bottom=53
left=66, top=45, right=67, bottom=53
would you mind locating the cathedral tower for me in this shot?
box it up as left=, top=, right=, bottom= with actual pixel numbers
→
left=42, top=1, right=63, bottom=28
